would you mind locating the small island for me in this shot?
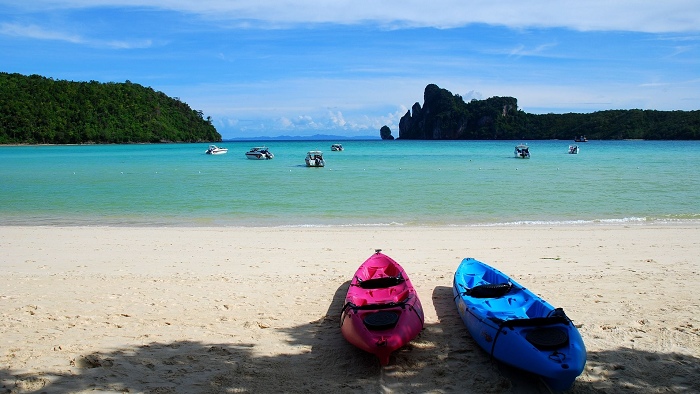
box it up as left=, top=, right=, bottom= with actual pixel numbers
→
left=0, top=72, right=221, bottom=144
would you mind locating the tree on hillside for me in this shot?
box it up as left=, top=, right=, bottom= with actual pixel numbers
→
left=0, top=72, right=221, bottom=144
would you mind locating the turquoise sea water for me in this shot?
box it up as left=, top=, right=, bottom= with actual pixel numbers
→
left=1, top=140, right=699, bottom=227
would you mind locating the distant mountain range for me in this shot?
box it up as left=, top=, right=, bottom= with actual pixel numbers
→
left=225, top=134, right=381, bottom=141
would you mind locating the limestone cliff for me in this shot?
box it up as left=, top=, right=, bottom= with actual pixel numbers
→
left=398, top=84, right=519, bottom=140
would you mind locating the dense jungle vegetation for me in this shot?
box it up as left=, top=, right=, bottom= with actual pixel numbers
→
left=395, top=84, right=700, bottom=140
left=0, top=73, right=221, bottom=144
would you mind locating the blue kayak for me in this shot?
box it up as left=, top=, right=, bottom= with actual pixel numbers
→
left=452, top=258, right=586, bottom=391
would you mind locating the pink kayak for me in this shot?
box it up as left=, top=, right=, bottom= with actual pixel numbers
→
left=340, top=250, right=425, bottom=365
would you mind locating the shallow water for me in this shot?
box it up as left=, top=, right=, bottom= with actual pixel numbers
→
left=1, top=140, right=698, bottom=226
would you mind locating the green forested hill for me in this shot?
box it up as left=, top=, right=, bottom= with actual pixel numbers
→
left=396, top=84, right=700, bottom=140
left=0, top=73, right=221, bottom=144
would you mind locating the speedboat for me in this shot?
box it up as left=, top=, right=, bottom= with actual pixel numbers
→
left=245, top=147, right=274, bottom=160
left=514, top=144, right=530, bottom=159
left=574, top=135, right=588, bottom=142
left=568, top=145, right=580, bottom=154
left=331, top=143, right=344, bottom=151
left=305, top=150, right=325, bottom=167
left=205, top=145, right=228, bottom=155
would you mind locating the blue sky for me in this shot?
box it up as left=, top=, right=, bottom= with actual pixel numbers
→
left=1, top=1, right=699, bottom=139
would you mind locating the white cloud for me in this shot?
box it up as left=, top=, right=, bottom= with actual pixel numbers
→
left=101, top=39, right=153, bottom=49
left=508, top=42, right=559, bottom=58
left=0, top=23, right=82, bottom=43
left=0, top=22, right=153, bottom=48
left=277, top=117, right=293, bottom=129
left=3, top=1, right=700, bottom=33
left=328, top=110, right=346, bottom=127
left=291, top=115, right=317, bottom=128
left=462, top=90, right=484, bottom=102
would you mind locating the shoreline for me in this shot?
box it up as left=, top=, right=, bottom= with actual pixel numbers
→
left=2, top=224, right=699, bottom=393
left=1, top=217, right=698, bottom=229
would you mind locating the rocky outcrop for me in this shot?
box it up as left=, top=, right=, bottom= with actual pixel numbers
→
left=398, top=84, right=518, bottom=140
left=380, top=125, right=395, bottom=140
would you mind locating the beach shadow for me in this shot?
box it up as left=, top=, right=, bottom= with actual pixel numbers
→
left=431, top=285, right=552, bottom=393
left=432, top=285, right=555, bottom=393
left=572, top=347, right=700, bottom=393
left=2, top=286, right=698, bottom=393
left=431, top=286, right=700, bottom=394
left=1, top=340, right=258, bottom=393
left=280, top=280, right=384, bottom=382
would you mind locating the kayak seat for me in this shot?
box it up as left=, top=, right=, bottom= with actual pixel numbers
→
left=358, top=276, right=404, bottom=289
left=468, top=282, right=512, bottom=298
left=363, top=311, right=399, bottom=330
left=526, top=327, right=569, bottom=350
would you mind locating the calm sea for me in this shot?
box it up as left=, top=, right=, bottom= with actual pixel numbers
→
left=1, top=140, right=698, bottom=227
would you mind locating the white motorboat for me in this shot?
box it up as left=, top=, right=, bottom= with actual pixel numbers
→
left=245, top=147, right=274, bottom=160
left=331, top=143, right=344, bottom=151
left=514, top=144, right=530, bottom=159
left=205, top=145, right=228, bottom=155
left=305, top=150, right=325, bottom=167
left=568, top=145, right=580, bottom=154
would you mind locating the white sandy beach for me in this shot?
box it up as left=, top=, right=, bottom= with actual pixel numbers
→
left=1, top=225, right=699, bottom=393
